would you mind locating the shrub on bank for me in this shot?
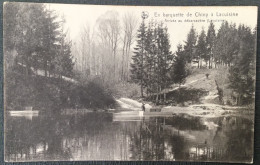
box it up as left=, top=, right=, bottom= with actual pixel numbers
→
left=145, top=87, right=208, bottom=105
left=5, top=71, right=115, bottom=111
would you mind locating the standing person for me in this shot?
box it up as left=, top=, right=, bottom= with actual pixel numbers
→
left=142, top=103, right=145, bottom=112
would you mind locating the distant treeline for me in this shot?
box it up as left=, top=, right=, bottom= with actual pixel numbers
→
left=131, top=19, right=256, bottom=105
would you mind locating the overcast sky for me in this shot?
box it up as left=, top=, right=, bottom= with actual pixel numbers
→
left=49, top=4, right=257, bottom=51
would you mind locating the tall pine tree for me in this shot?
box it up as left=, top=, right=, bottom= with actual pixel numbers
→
left=206, top=22, right=216, bottom=69
left=159, top=25, right=173, bottom=101
left=131, top=20, right=173, bottom=100
left=213, top=21, right=238, bottom=67
left=171, top=44, right=188, bottom=86
left=143, top=21, right=156, bottom=96
left=14, top=3, right=47, bottom=76
left=228, top=25, right=255, bottom=105
left=131, top=21, right=146, bottom=97
left=196, top=28, right=207, bottom=68
left=183, top=25, right=197, bottom=63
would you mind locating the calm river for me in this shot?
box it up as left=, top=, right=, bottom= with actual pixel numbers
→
left=5, top=110, right=253, bottom=162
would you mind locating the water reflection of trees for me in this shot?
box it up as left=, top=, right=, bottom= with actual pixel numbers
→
left=170, top=134, right=188, bottom=160
left=164, top=114, right=207, bottom=130
left=129, top=120, right=166, bottom=160
left=5, top=113, right=253, bottom=162
left=212, top=116, right=253, bottom=163
left=5, top=112, right=131, bottom=161
left=128, top=115, right=253, bottom=162
left=128, top=118, right=190, bottom=161
left=5, top=114, right=73, bottom=161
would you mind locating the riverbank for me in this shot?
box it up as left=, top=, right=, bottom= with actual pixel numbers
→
left=115, top=67, right=254, bottom=119
left=116, top=97, right=254, bottom=120
left=162, top=104, right=254, bottom=119
left=5, top=70, right=116, bottom=111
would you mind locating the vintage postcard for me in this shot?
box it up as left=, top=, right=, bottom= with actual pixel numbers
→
left=3, top=2, right=257, bottom=163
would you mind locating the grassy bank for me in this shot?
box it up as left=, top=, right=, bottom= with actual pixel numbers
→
left=5, top=71, right=116, bottom=111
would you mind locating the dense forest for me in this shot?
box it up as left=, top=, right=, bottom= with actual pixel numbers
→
left=130, top=20, right=256, bottom=106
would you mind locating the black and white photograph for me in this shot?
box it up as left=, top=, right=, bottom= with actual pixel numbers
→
left=3, top=2, right=257, bottom=163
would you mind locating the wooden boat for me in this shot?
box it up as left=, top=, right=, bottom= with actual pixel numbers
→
left=143, top=111, right=173, bottom=116
left=9, top=111, right=39, bottom=115
left=9, top=107, right=39, bottom=116
left=113, top=110, right=174, bottom=121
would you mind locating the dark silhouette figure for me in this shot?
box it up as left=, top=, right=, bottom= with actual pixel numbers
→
left=215, top=80, right=224, bottom=104
left=205, top=73, right=209, bottom=79
left=142, top=103, right=145, bottom=112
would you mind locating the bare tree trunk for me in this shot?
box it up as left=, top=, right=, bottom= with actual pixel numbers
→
left=156, top=86, right=159, bottom=104
left=122, top=12, right=138, bottom=81
left=164, top=91, right=166, bottom=102
left=209, top=56, right=211, bottom=69
left=44, top=59, right=47, bottom=77
left=121, top=34, right=126, bottom=81
left=125, top=40, right=130, bottom=81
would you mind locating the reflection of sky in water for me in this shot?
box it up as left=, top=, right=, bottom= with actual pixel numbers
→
left=5, top=112, right=253, bottom=162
